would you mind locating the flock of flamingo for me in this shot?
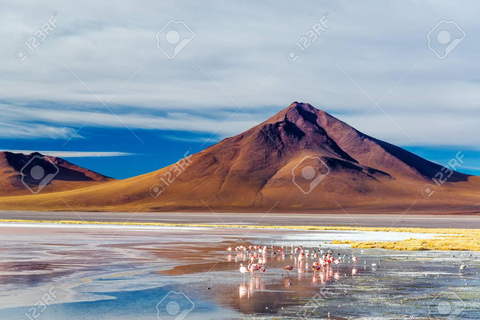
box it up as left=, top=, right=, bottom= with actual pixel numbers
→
left=227, top=244, right=361, bottom=280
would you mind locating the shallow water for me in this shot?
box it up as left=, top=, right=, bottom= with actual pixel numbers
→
left=0, top=223, right=478, bottom=319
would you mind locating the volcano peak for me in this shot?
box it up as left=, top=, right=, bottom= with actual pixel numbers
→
left=264, top=101, right=331, bottom=127
left=0, top=102, right=477, bottom=213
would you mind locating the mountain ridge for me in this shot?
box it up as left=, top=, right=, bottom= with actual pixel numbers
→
left=0, top=151, right=113, bottom=195
left=0, top=102, right=478, bottom=213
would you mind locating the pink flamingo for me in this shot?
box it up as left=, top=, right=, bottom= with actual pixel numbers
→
left=299, top=252, right=306, bottom=261
left=284, top=265, right=293, bottom=276
left=239, top=263, right=248, bottom=281
left=319, top=258, right=326, bottom=268
left=311, top=264, right=321, bottom=273
left=334, top=258, right=341, bottom=271
left=249, top=263, right=259, bottom=277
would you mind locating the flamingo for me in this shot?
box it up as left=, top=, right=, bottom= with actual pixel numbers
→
left=239, top=264, right=248, bottom=280
left=299, top=252, right=306, bottom=261
left=319, top=258, right=326, bottom=267
left=249, top=263, right=259, bottom=277
left=284, top=265, right=293, bottom=276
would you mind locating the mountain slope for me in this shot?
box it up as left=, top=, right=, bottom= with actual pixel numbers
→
left=0, top=151, right=113, bottom=195
left=0, top=102, right=478, bottom=213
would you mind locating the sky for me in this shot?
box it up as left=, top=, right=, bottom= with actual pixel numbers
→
left=1, top=0, right=479, bottom=179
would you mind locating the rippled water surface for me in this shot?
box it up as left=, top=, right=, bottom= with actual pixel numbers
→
left=0, top=223, right=479, bottom=319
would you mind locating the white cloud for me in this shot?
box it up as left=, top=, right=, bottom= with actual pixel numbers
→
left=0, top=122, right=78, bottom=139
left=0, top=104, right=257, bottom=138
left=0, top=1, right=479, bottom=147
left=3, top=150, right=134, bottom=157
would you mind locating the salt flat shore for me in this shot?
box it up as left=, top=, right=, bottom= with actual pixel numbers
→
left=0, top=211, right=479, bottom=228
left=0, top=223, right=478, bottom=319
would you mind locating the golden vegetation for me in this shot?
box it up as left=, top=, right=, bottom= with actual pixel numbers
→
left=1, top=219, right=479, bottom=251
left=333, top=233, right=480, bottom=251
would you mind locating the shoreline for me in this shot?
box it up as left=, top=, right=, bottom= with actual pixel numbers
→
left=2, top=218, right=479, bottom=251
left=1, top=212, right=480, bottom=228
left=0, top=218, right=476, bottom=233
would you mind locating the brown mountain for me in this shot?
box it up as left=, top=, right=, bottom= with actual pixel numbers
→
left=0, top=102, right=479, bottom=213
left=0, top=151, right=113, bottom=195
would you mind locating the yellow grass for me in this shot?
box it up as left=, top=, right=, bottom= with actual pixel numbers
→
left=332, top=234, right=480, bottom=251
left=1, top=219, right=479, bottom=251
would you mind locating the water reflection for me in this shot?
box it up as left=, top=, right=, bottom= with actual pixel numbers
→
left=223, top=247, right=364, bottom=316
left=1, top=226, right=479, bottom=319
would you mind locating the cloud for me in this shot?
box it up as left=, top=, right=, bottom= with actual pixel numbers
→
left=160, top=134, right=219, bottom=143
left=461, top=165, right=480, bottom=171
left=0, top=1, right=479, bottom=147
left=0, top=122, right=79, bottom=139
left=3, top=150, right=135, bottom=157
